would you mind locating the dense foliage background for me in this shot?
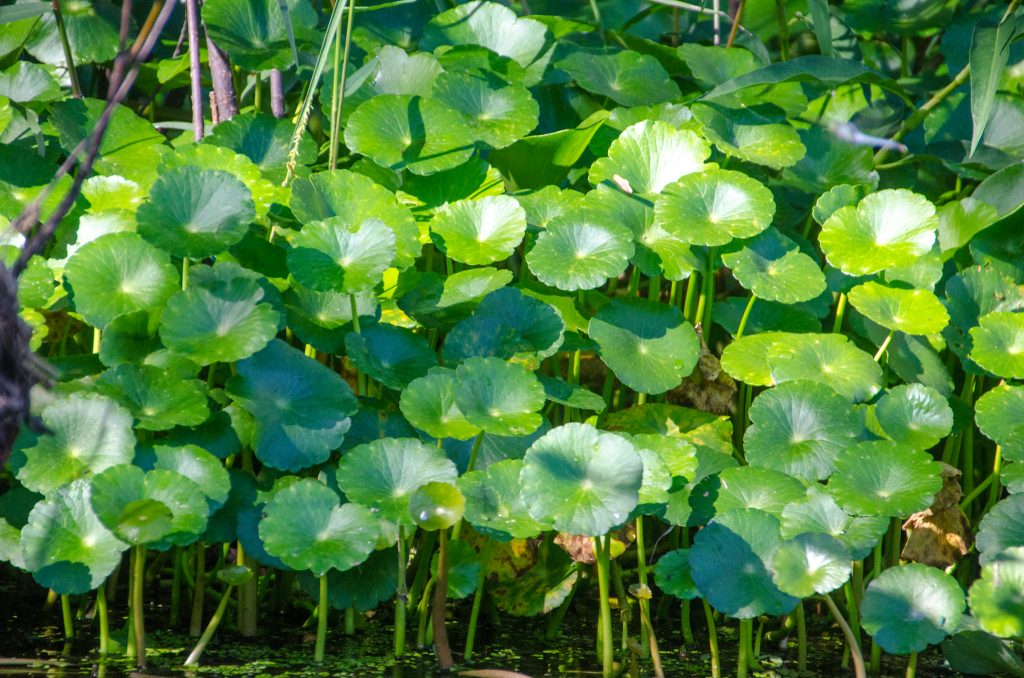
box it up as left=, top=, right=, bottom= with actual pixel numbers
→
left=2, top=0, right=1024, bottom=676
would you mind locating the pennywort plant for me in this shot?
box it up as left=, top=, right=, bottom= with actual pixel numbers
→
left=3, top=0, right=1024, bottom=676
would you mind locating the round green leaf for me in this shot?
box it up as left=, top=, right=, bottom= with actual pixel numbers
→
left=159, top=262, right=280, bottom=366
left=431, top=70, right=538, bottom=149
left=848, top=281, right=949, bottom=335
left=970, top=311, right=1024, bottom=379
left=95, top=364, right=208, bottom=431
left=20, top=480, right=127, bottom=595
left=201, top=0, right=318, bottom=72
left=442, top=286, right=564, bottom=368
left=654, top=168, right=776, bottom=247
left=136, top=166, right=255, bottom=259
left=557, top=49, right=681, bottom=107
left=771, top=533, right=851, bottom=598
left=336, top=438, right=458, bottom=526
left=458, top=459, right=546, bottom=541
left=589, top=297, right=700, bottom=395
left=721, top=229, right=826, bottom=304
left=874, top=384, right=953, bottom=450
left=969, top=548, right=1024, bottom=638
left=976, top=384, right=1024, bottom=461
left=226, top=340, right=357, bottom=472
left=344, top=94, right=475, bottom=176
left=828, top=441, right=942, bottom=518
left=588, top=121, right=709, bottom=195
left=289, top=170, right=420, bottom=269
left=17, top=394, right=134, bottom=497
left=421, top=1, right=551, bottom=86
left=977, top=495, right=1024, bottom=565
left=410, top=482, right=465, bottom=531
left=430, top=195, right=526, bottom=265
left=259, top=479, right=378, bottom=577
left=720, top=331, right=788, bottom=386
left=400, top=367, right=480, bottom=440
left=691, top=102, right=806, bottom=170
left=453, top=357, right=545, bottom=437
left=744, top=381, right=861, bottom=481
left=287, top=217, right=395, bottom=294
left=654, top=549, right=699, bottom=600
left=204, top=113, right=317, bottom=184
left=64, top=232, right=178, bottom=329
left=526, top=211, right=634, bottom=291
left=344, top=322, right=437, bottom=391
left=714, top=466, right=808, bottom=517
left=159, top=144, right=285, bottom=219
left=520, top=423, right=643, bottom=536
left=90, top=465, right=208, bottom=547
left=861, top=563, right=964, bottom=654
left=780, top=486, right=888, bottom=561
left=690, top=508, right=799, bottom=619
left=144, top=445, right=231, bottom=510
left=25, top=2, right=120, bottom=66
left=820, top=189, right=937, bottom=276
left=767, top=333, right=883, bottom=402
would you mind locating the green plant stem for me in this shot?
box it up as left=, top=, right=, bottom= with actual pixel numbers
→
left=942, top=374, right=976, bottom=464
left=648, top=275, right=661, bottom=302
left=832, top=292, right=848, bottom=333
left=960, top=445, right=1000, bottom=512
left=874, top=64, right=970, bottom=164
left=96, top=582, right=109, bottom=654
left=681, top=598, right=694, bottom=645
left=702, top=599, right=721, bottom=678
left=464, top=540, right=491, bottom=661
left=774, top=0, right=790, bottom=60
left=823, top=593, right=866, bottom=678
left=595, top=535, right=615, bottom=678
left=683, top=272, right=700, bottom=324
left=132, top=545, right=146, bottom=668
left=394, top=525, right=408, bottom=657
left=873, top=329, right=895, bottom=362
left=635, top=518, right=649, bottom=653
left=314, top=574, right=328, bottom=662
left=869, top=635, right=881, bottom=674
left=433, top=529, right=454, bottom=669
left=170, top=548, right=182, bottom=627
left=701, top=249, right=716, bottom=330
left=190, top=542, right=206, bottom=637
left=237, top=542, right=257, bottom=637
left=986, top=444, right=1004, bottom=512
left=61, top=594, right=75, bottom=642
left=795, top=602, right=807, bottom=673
left=184, top=584, right=236, bottom=666
left=328, top=0, right=357, bottom=169
left=344, top=607, right=356, bottom=635
left=51, top=0, right=82, bottom=98
left=738, top=619, right=750, bottom=678
left=735, top=295, right=756, bottom=340
left=635, top=591, right=664, bottom=678
left=466, top=430, right=485, bottom=475
left=906, top=651, right=918, bottom=678
left=843, top=579, right=862, bottom=656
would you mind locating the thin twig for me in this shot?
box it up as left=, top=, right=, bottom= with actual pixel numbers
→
left=725, top=0, right=744, bottom=48
left=186, top=0, right=204, bottom=141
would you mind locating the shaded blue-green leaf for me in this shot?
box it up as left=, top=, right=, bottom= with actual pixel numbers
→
left=226, top=340, right=357, bottom=472
left=589, top=297, right=699, bottom=395
left=557, top=48, right=681, bottom=107
left=344, top=322, right=437, bottom=391
left=862, top=563, right=965, bottom=654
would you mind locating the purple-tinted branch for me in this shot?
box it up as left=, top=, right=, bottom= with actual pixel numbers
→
left=186, top=0, right=204, bottom=140
left=269, top=69, right=285, bottom=118
left=205, top=36, right=238, bottom=121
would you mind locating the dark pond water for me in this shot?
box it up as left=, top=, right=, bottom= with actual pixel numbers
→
left=0, top=568, right=957, bottom=677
